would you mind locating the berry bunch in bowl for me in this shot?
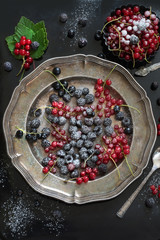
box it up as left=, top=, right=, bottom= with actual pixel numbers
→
left=102, top=5, right=160, bottom=67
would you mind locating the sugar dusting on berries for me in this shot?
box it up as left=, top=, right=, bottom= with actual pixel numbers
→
left=61, top=0, right=102, bottom=48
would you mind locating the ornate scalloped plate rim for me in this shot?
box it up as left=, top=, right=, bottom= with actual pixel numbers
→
left=3, top=54, right=157, bottom=204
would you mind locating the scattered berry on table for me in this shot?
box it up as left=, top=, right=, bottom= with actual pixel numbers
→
left=78, top=18, right=87, bottom=27
left=151, top=82, right=158, bottom=91
left=59, top=13, right=68, bottom=23
left=94, top=30, right=102, bottom=41
left=78, top=37, right=88, bottom=48
left=67, top=29, right=75, bottom=38
left=4, top=61, right=12, bottom=72
left=145, top=198, right=155, bottom=208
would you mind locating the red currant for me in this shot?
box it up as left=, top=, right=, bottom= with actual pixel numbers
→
left=43, top=166, right=49, bottom=174
left=26, top=39, right=32, bottom=45
left=150, top=185, right=156, bottom=191
left=106, top=79, right=112, bottom=86
left=20, top=39, right=26, bottom=45
left=21, top=36, right=26, bottom=40
left=80, top=171, right=86, bottom=177
left=83, top=176, right=89, bottom=183
left=26, top=57, right=33, bottom=64
left=76, top=177, right=83, bottom=185
left=24, top=62, right=30, bottom=69
left=14, top=49, right=20, bottom=55
left=89, top=172, right=96, bottom=180
left=19, top=49, right=26, bottom=56
left=25, top=44, right=31, bottom=51
left=15, top=42, right=21, bottom=49
left=97, top=78, right=103, bottom=85
left=25, top=51, right=30, bottom=57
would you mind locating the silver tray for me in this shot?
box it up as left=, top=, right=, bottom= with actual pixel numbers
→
left=3, top=54, right=157, bottom=204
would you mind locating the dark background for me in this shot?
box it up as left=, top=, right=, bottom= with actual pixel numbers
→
left=0, top=0, right=160, bottom=239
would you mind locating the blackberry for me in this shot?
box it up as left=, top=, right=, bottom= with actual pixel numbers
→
left=41, top=133, right=47, bottom=139
left=86, top=107, right=93, bottom=116
left=52, top=82, right=61, bottom=90
left=63, top=94, right=71, bottom=102
left=94, top=30, right=102, bottom=41
left=115, top=111, right=124, bottom=121
left=114, top=105, right=120, bottom=113
left=63, top=143, right=71, bottom=151
left=68, top=147, right=74, bottom=155
left=78, top=18, right=87, bottom=27
left=87, top=160, right=96, bottom=168
left=34, top=108, right=42, bottom=117
left=49, top=94, right=59, bottom=103
left=42, top=157, right=51, bottom=167
left=45, top=107, right=52, bottom=115
left=57, top=158, right=65, bottom=168
left=105, top=126, right=114, bottom=137
left=70, top=169, right=79, bottom=178
left=30, top=119, right=40, bottom=129
left=70, top=140, right=76, bottom=147
left=78, top=37, right=88, bottom=48
left=77, top=98, right=86, bottom=106
left=3, top=61, right=12, bottom=72
left=81, top=125, right=91, bottom=134
left=76, top=139, right=84, bottom=148
left=73, top=159, right=80, bottom=168
left=93, top=116, right=102, bottom=126
left=70, top=117, right=77, bottom=126
left=31, top=41, right=39, bottom=50
left=151, top=81, right=158, bottom=90
left=87, top=148, right=95, bottom=155
left=76, top=120, right=82, bottom=128
left=81, top=134, right=87, bottom=140
left=97, top=53, right=105, bottom=59
left=74, top=89, right=83, bottom=98
left=47, top=115, right=59, bottom=124
left=98, top=163, right=107, bottom=174
left=58, top=89, right=65, bottom=97
left=53, top=67, right=61, bottom=76
left=82, top=88, right=89, bottom=95
left=68, top=85, right=76, bottom=94
left=91, top=155, right=98, bottom=163
left=103, top=118, right=112, bottom=127
left=73, top=153, right=80, bottom=159
left=84, top=140, right=93, bottom=148
left=124, top=127, right=133, bottom=135
left=79, top=147, right=87, bottom=155
left=85, top=94, right=94, bottom=104
left=42, top=127, right=51, bottom=137
left=60, top=166, right=69, bottom=175
left=70, top=131, right=81, bottom=140
left=59, top=116, right=67, bottom=125
left=15, top=130, right=23, bottom=138
left=57, top=150, right=66, bottom=157
left=87, top=132, right=96, bottom=141
left=65, top=155, right=73, bottom=164
left=122, top=117, right=131, bottom=127
left=41, top=139, right=50, bottom=148
left=93, top=126, right=103, bottom=136
left=59, top=13, right=68, bottom=23
left=80, top=152, right=89, bottom=160
left=69, top=126, right=78, bottom=133
left=145, top=197, right=155, bottom=208
left=67, top=29, right=75, bottom=38
left=84, top=117, right=93, bottom=126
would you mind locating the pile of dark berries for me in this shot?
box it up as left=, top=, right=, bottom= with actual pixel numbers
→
left=15, top=66, right=133, bottom=184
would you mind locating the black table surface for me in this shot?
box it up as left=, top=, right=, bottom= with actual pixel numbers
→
left=0, top=0, right=160, bottom=239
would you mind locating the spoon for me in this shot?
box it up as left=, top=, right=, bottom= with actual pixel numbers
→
left=116, top=147, right=160, bottom=218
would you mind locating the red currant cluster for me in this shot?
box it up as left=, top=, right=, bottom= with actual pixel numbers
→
left=150, top=185, right=160, bottom=198
left=14, top=36, right=33, bottom=69
left=43, top=153, right=57, bottom=174
left=104, top=5, right=160, bottom=64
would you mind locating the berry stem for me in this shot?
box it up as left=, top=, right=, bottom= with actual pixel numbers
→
left=130, top=48, right=135, bottom=68
left=41, top=160, right=57, bottom=183
left=119, top=104, right=140, bottom=114
left=33, top=106, right=52, bottom=117
left=103, top=64, right=118, bottom=88
left=44, top=70, right=71, bottom=96
left=144, top=52, right=151, bottom=64
left=19, top=69, right=25, bottom=82
left=17, top=56, right=26, bottom=77
left=84, top=152, right=96, bottom=167
left=101, top=16, right=122, bottom=34
left=64, top=177, right=77, bottom=183
left=124, top=155, right=134, bottom=177
left=109, top=155, right=121, bottom=179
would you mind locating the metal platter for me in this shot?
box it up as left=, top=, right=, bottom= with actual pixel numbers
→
left=3, top=54, right=157, bottom=204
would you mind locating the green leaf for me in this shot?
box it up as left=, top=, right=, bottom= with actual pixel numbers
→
left=19, top=16, right=35, bottom=31
left=30, top=28, right=47, bottom=59
left=5, top=34, right=22, bottom=59
left=15, top=23, right=34, bottom=40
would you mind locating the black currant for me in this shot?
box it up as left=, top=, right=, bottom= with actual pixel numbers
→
left=52, top=67, right=61, bottom=76
left=52, top=81, right=61, bottom=90
left=67, top=29, right=75, bottom=38
left=151, top=82, right=158, bottom=90
left=94, top=30, right=102, bottom=41
left=15, top=130, right=23, bottom=138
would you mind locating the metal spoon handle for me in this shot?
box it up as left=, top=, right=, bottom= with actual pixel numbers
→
left=116, top=168, right=154, bottom=218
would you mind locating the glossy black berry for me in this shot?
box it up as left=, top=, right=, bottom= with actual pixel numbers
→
left=59, top=13, right=68, bottom=23
left=124, top=127, right=133, bottom=135
left=53, top=67, right=61, bottom=76
left=78, top=18, right=87, bottom=27
left=114, top=105, right=120, bottom=113
left=34, top=108, right=42, bottom=117
left=15, top=130, right=23, bottom=138
left=61, top=80, right=68, bottom=89
left=145, top=197, right=155, bottom=208
left=67, top=29, right=75, bottom=38
left=151, top=81, right=158, bottom=90
left=98, top=163, right=107, bottom=174
left=97, top=53, right=105, bottom=59
left=78, top=38, right=88, bottom=48
left=52, top=82, right=61, bottom=91
left=94, top=30, right=102, bottom=41
left=68, top=85, right=76, bottom=93
left=58, top=89, right=65, bottom=97
left=25, top=134, right=33, bottom=142
left=115, top=111, right=124, bottom=121
left=4, top=61, right=12, bottom=72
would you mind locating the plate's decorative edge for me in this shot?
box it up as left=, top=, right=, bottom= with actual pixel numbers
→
left=3, top=54, right=157, bottom=204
